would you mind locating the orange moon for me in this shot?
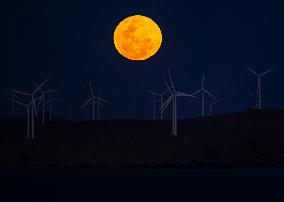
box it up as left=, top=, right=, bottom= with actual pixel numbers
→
left=113, top=15, right=162, bottom=61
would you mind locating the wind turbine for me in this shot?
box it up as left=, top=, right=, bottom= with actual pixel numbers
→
left=192, top=75, right=216, bottom=117
left=161, top=70, right=196, bottom=136
left=12, top=79, right=49, bottom=116
left=3, top=90, right=20, bottom=116
left=247, top=67, right=275, bottom=109
left=82, top=82, right=108, bottom=120
left=206, top=100, right=221, bottom=116
left=14, top=96, right=43, bottom=139
left=146, top=89, right=168, bottom=120
left=33, top=81, right=59, bottom=124
left=45, top=97, right=60, bottom=121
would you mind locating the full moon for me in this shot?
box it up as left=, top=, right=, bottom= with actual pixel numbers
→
left=113, top=15, right=162, bottom=61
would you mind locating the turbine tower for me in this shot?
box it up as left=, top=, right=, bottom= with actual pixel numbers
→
left=161, top=70, right=196, bottom=136
left=206, top=100, right=221, bottom=116
left=147, top=92, right=158, bottom=120
left=250, top=94, right=269, bottom=110
left=11, top=79, right=48, bottom=139
left=3, top=90, right=20, bottom=116
left=250, top=94, right=258, bottom=109
left=192, top=75, right=216, bottom=117
left=33, top=81, right=59, bottom=124
left=82, top=82, right=108, bottom=120
left=45, top=97, right=60, bottom=121
left=95, top=94, right=108, bottom=120
left=14, top=96, right=42, bottom=139
left=247, top=67, right=275, bottom=109
left=146, top=89, right=168, bottom=120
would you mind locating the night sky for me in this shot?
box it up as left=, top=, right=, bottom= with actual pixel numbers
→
left=1, top=0, right=284, bottom=120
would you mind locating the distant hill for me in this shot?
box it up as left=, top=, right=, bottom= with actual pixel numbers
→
left=0, top=109, right=284, bottom=168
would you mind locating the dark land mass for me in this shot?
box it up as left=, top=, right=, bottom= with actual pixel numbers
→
left=1, top=109, right=284, bottom=168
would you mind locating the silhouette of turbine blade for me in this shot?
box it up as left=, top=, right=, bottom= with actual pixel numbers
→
left=42, top=89, right=60, bottom=94
left=12, top=90, right=31, bottom=96
left=146, top=90, right=160, bottom=97
left=176, top=92, right=196, bottom=98
left=163, top=78, right=173, bottom=94
left=161, top=89, right=168, bottom=96
left=32, top=79, right=48, bottom=95
left=33, top=79, right=49, bottom=94
left=33, top=82, right=43, bottom=95
left=167, top=70, right=176, bottom=92
left=90, top=82, right=94, bottom=97
left=191, top=90, right=201, bottom=96
left=161, top=94, right=174, bottom=112
left=82, top=97, right=93, bottom=108
left=261, top=68, right=275, bottom=76
left=247, top=68, right=260, bottom=77
left=95, top=97, right=108, bottom=103
left=204, top=89, right=216, bottom=99
left=14, top=99, right=28, bottom=107
left=98, top=102, right=104, bottom=108
left=32, top=97, right=38, bottom=116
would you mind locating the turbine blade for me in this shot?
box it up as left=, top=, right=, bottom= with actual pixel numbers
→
left=191, top=90, right=201, bottom=96
left=33, top=82, right=43, bottom=94
left=163, top=78, right=173, bottom=94
left=168, top=70, right=176, bottom=92
left=98, top=102, right=104, bottom=108
left=33, top=78, right=49, bottom=94
left=146, top=90, right=160, bottom=96
left=161, top=89, right=168, bottom=96
left=42, top=89, right=60, bottom=94
left=261, top=68, right=275, bottom=76
left=14, top=100, right=28, bottom=107
left=204, top=89, right=216, bottom=99
left=35, top=95, right=44, bottom=102
left=95, top=97, right=108, bottom=103
left=13, top=94, right=20, bottom=99
left=176, top=92, right=196, bottom=98
left=12, top=90, right=31, bottom=96
left=247, top=68, right=260, bottom=77
left=160, top=94, right=174, bottom=112
left=82, top=97, right=93, bottom=108
left=44, top=98, right=51, bottom=105
left=90, top=82, right=94, bottom=97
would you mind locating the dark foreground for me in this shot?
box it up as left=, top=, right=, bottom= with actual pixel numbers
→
left=1, top=168, right=284, bottom=202
left=1, top=109, right=284, bottom=168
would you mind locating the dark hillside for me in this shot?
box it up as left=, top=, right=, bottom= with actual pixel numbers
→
left=0, top=109, right=284, bottom=168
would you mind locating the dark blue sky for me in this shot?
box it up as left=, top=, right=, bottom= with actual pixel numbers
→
left=1, top=0, right=284, bottom=120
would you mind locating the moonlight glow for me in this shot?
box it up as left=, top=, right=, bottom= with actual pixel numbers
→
left=113, top=15, right=162, bottom=61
